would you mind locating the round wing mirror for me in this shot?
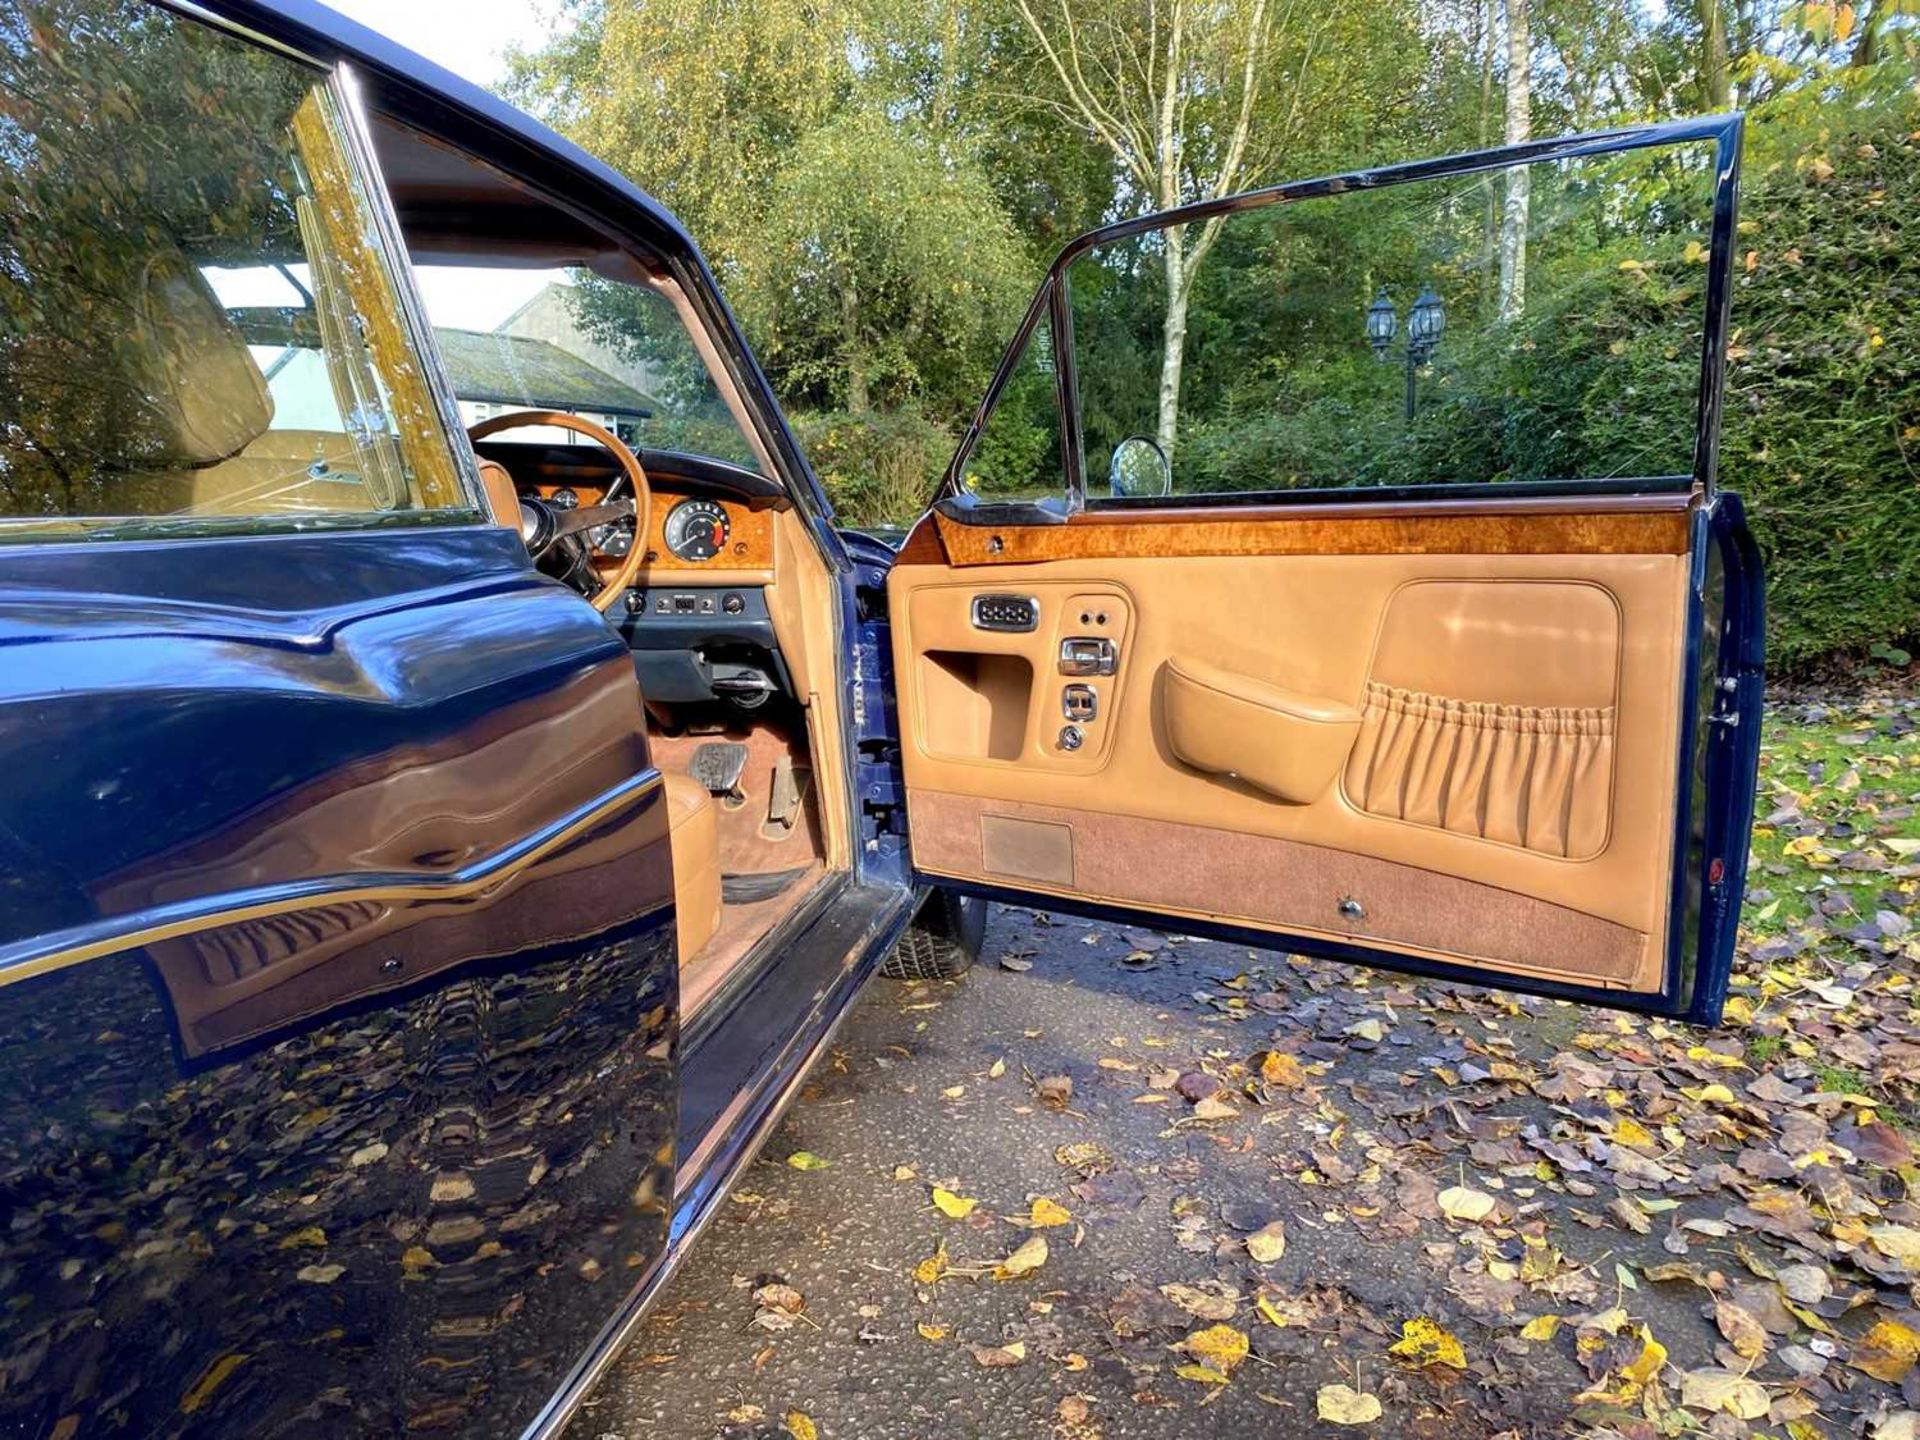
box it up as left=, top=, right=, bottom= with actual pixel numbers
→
left=1108, top=435, right=1171, bottom=499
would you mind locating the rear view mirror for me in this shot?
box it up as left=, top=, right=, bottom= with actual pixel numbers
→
left=1108, top=435, right=1171, bottom=499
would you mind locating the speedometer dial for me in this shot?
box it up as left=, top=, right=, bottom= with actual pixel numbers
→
left=663, top=498, right=731, bottom=562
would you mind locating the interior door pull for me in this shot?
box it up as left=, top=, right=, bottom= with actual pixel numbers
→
left=1058, top=638, right=1118, bottom=676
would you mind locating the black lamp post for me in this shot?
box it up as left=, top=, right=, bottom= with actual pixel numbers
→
left=1367, top=285, right=1447, bottom=422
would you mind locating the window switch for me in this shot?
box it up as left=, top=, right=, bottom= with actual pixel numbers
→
left=1063, top=684, right=1097, bottom=722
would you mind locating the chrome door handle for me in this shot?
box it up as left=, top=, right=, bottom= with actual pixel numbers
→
left=1058, top=637, right=1118, bottom=676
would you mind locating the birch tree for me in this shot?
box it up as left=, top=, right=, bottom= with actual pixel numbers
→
left=1011, top=0, right=1296, bottom=454
left=1496, top=0, right=1531, bottom=322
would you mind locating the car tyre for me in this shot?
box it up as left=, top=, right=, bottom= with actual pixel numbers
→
left=881, top=890, right=985, bottom=981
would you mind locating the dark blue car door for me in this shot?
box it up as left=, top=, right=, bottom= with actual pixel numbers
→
left=0, top=5, right=677, bottom=1435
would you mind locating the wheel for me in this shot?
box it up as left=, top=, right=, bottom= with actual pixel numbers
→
left=882, top=890, right=986, bottom=981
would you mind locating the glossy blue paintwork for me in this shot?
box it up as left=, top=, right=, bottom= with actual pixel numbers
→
left=0, top=522, right=682, bottom=1435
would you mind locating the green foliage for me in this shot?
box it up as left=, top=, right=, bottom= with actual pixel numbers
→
left=1716, top=71, right=1920, bottom=666
left=738, top=110, right=1033, bottom=421
left=790, top=407, right=952, bottom=528
left=508, top=3, right=1920, bottom=665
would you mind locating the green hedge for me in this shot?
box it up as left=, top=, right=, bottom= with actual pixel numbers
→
left=1720, top=76, right=1920, bottom=668
left=790, top=408, right=951, bottom=530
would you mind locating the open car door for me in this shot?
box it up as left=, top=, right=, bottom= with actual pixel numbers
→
left=888, top=117, right=1763, bottom=1025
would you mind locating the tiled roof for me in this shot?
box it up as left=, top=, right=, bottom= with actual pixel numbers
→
left=434, top=328, right=657, bottom=416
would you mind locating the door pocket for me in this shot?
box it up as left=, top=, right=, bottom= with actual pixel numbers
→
left=1344, top=683, right=1615, bottom=859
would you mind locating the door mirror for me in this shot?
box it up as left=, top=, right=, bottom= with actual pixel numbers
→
left=1108, top=436, right=1171, bottom=499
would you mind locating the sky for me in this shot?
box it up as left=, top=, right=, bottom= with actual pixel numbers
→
left=320, top=1, right=576, bottom=331
left=322, top=0, right=559, bottom=88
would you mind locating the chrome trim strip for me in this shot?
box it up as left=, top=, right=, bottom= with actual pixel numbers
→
left=0, top=768, right=664, bottom=988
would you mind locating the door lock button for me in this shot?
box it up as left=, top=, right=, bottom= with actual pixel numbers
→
left=1058, top=637, right=1118, bottom=676
left=1062, top=684, right=1097, bottom=722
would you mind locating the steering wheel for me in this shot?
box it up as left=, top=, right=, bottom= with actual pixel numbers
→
left=467, top=409, right=652, bottom=614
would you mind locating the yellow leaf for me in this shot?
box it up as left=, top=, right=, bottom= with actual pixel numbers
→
left=785, top=1410, right=818, bottom=1440
left=1519, top=1314, right=1561, bottom=1342
left=1181, top=1324, right=1250, bottom=1374
left=1611, top=1116, right=1657, bottom=1150
left=180, top=1353, right=249, bottom=1415
left=1680, top=1367, right=1768, bottom=1419
left=1245, top=1220, right=1287, bottom=1264
left=1255, top=1294, right=1289, bottom=1327
left=988, top=1058, right=1006, bottom=1079
left=1316, top=1384, right=1383, bottom=1425
left=1175, top=1363, right=1230, bottom=1385
left=1852, top=1317, right=1920, bottom=1382
left=787, top=1151, right=830, bottom=1171
left=931, top=1187, right=977, bottom=1219
left=916, top=1322, right=949, bottom=1341
left=992, top=1235, right=1048, bottom=1280
left=1257, top=1050, right=1309, bottom=1087
left=278, top=1226, right=327, bottom=1250
left=1029, top=1197, right=1072, bottom=1228
left=913, top=1240, right=949, bottom=1286
left=1388, top=1316, right=1466, bottom=1369
left=1437, top=1185, right=1496, bottom=1222
left=1621, top=1328, right=1668, bottom=1386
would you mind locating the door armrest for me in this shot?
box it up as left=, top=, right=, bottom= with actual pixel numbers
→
left=1162, top=657, right=1361, bottom=804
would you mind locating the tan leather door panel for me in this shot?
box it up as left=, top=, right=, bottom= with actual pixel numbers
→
left=888, top=498, right=1693, bottom=993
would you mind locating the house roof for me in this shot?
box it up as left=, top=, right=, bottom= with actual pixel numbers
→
left=433, top=328, right=657, bottom=418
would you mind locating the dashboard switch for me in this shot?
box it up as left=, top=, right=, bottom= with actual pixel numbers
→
left=1062, top=684, right=1097, bottom=722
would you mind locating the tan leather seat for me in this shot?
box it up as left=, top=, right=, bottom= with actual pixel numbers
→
left=664, top=772, right=722, bottom=965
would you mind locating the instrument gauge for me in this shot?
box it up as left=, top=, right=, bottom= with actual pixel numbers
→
left=549, top=487, right=578, bottom=510
left=663, top=498, right=731, bottom=562
left=590, top=518, right=635, bottom=557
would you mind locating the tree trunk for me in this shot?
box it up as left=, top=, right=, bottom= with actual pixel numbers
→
left=1156, top=224, right=1190, bottom=458
left=1699, top=0, right=1730, bottom=107
left=1852, top=0, right=1888, bottom=66
left=1496, top=0, right=1531, bottom=324
left=1478, top=0, right=1498, bottom=317
left=841, top=276, right=869, bottom=412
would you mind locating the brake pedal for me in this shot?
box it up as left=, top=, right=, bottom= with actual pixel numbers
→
left=687, top=741, right=749, bottom=798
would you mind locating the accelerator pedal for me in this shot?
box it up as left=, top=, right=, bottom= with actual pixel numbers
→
left=687, top=741, right=750, bottom=799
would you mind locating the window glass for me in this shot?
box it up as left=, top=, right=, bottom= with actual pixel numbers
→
left=0, top=0, right=468, bottom=530
left=958, top=307, right=1063, bottom=504
left=1067, top=140, right=1720, bottom=498
left=412, top=264, right=768, bottom=474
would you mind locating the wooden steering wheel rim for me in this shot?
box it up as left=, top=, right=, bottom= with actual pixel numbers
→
left=467, top=409, right=652, bottom=614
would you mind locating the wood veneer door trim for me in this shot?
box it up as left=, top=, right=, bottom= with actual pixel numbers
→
left=898, top=491, right=1695, bottom=566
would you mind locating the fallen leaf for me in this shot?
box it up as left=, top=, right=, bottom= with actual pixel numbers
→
left=993, top=1235, right=1048, bottom=1280
left=1853, top=1317, right=1920, bottom=1382
left=179, top=1353, right=249, bottom=1415
left=1160, top=1282, right=1238, bottom=1321
left=1519, top=1314, right=1562, bottom=1342
left=1437, top=1185, right=1496, bottom=1223
left=785, top=1409, right=818, bottom=1440
left=916, top=1322, right=948, bottom=1341
left=1388, top=1316, right=1466, bottom=1369
left=1680, top=1367, right=1768, bottom=1420
left=1028, top=1197, right=1072, bottom=1228
left=1316, top=1384, right=1383, bottom=1425
left=1174, top=1362, right=1229, bottom=1385
left=787, top=1152, right=830, bottom=1171
left=1245, top=1220, right=1287, bottom=1264
left=913, top=1240, right=949, bottom=1286
left=1179, top=1323, right=1250, bottom=1375
left=1714, top=1299, right=1767, bottom=1359
left=1035, top=1075, right=1074, bottom=1110
left=931, top=1187, right=977, bottom=1219
left=972, top=1341, right=1026, bottom=1367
